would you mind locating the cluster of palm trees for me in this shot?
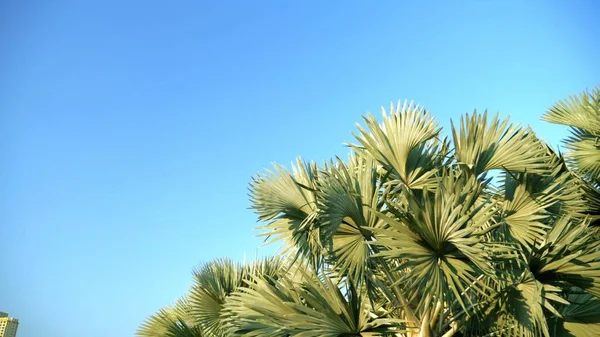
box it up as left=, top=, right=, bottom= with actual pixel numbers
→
left=138, top=87, right=600, bottom=337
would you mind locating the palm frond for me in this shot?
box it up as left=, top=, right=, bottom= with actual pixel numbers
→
left=189, top=258, right=242, bottom=336
left=543, top=144, right=600, bottom=219
left=542, top=86, right=600, bottom=135
left=532, top=216, right=600, bottom=297
left=316, top=155, right=383, bottom=283
left=373, top=171, right=498, bottom=317
left=543, top=85, right=600, bottom=184
left=351, top=100, right=443, bottom=190
left=474, top=271, right=552, bottom=337
left=452, top=111, right=549, bottom=176
left=250, top=159, right=323, bottom=264
left=225, top=265, right=406, bottom=337
left=564, top=127, right=600, bottom=181
left=549, top=292, right=600, bottom=337
left=496, top=172, right=564, bottom=249
left=137, top=298, right=202, bottom=337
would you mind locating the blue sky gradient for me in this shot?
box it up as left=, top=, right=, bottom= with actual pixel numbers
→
left=1, top=1, right=598, bottom=336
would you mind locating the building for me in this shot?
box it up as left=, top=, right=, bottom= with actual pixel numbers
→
left=0, top=312, right=18, bottom=337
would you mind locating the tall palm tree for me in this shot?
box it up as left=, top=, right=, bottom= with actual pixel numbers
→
left=139, top=89, right=600, bottom=337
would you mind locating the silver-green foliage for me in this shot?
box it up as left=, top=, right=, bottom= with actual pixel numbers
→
left=139, top=88, right=600, bottom=337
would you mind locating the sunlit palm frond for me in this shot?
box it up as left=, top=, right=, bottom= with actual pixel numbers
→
left=225, top=265, right=406, bottom=337
left=241, top=255, right=289, bottom=283
left=452, top=111, right=549, bottom=176
left=351, top=100, right=443, bottom=190
left=373, top=171, right=498, bottom=318
left=478, top=215, right=600, bottom=337
left=543, top=86, right=600, bottom=184
left=250, top=159, right=323, bottom=263
left=137, top=298, right=202, bottom=337
left=250, top=159, right=318, bottom=220
left=315, top=155, right=384, bottom=282
left=164, top=320, right=205, bottom=337
left=564, top=127, right=600, bottom=182
left=189, top=258, right=242, bottom=336
left=496, top=171, right=568, bottom=249
left=542, top=86, right=600, bottom=134
left=137, top=308, right=180, bottom=337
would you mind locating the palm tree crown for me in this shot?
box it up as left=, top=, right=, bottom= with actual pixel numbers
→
left=139, top=88, right=600, bottom=337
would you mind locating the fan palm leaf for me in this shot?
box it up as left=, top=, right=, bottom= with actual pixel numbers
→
left=451, top=111, right=549, bottom=176
left=549, top=292, right=600, bottom=337
left=530, top=216, right=600, bottom=297
left=473, top=271, right=555, bottom=337
left=250, top=159, right=323, bottom=264
left=316, top=155, right=383, bottom=283
left=495, top=171, right=569, bottom=249
left=351, top=100, right=444, bottom=190
left=542, top=85, right=600, bottom=184
left=188, top=258, right=242, bottom=336
left=225, top=264, right=407, bottom=337
left=373, top=171, right=498, bottom=321
left=137, top=297, right=202, bottom=337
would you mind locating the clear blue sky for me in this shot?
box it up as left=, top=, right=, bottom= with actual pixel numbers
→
left=1, top=1, right=598, bottom=336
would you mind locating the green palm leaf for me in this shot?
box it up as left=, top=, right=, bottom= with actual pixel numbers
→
left=496, top=172, right=565, bottom=249
left=225, top=265, right=406, bottom=337
left=452, top=111, right=549, bottom=176
left=564, top=128, right=600, bottom=181
left=189, top=258, right=242, bottom=336
left=542, top=145, right=600, bottom=219
left=542, top=86, right=600, bottom=184
left=250, top=159, right=323, bottom=264
left=373, top=171, right=497, bottom=317
left=316, top=155, right=383, bottom=283
left=137, top=298, right=202, bottom=337
left=542, top=86, right=600, bottom=132
left=351, top=100, right=444, bottom=190
left=550, top=292, right=600, bottom=337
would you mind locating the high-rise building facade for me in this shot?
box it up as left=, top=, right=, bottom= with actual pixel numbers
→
left=0, top=312, right=18, bottom=337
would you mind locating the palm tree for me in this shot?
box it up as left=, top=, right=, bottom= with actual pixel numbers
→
left=139, top=89, right=600, bottom=337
